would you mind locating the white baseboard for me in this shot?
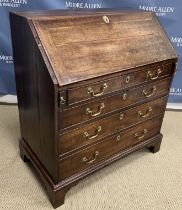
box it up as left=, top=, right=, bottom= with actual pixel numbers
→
left=0, top=95, right=17, bottom=104
left=166, top=103, right=182, bottom=110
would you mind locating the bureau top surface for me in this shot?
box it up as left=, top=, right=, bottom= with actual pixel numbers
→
left=13, top=9, right=177, bottom=86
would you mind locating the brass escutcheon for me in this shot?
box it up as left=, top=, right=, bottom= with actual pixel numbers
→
left=103, top=15, right=109, bottom=24
left=126, top=75, right=131, bottom=83
left=116, top=135, right=121, bottom=142
left=120, top=113, right=124, bottom=120
left=122, top=92, right=127, bottom=101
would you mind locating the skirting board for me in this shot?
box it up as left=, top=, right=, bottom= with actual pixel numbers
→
left=0, top=94, right=17, bottom=104
left=167, top=103, right=182, bottom=110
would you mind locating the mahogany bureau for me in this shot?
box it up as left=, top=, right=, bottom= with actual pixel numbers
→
left=10, top=9, right=178, bottom=208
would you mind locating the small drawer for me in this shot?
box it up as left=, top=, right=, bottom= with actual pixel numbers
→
left=59, top=77, right=171, bottom=130
left=58, top=96, right=167, bottom=156
left=67, top=63, right=172, bottom=105
left=59, top=116, right=163, bottom=180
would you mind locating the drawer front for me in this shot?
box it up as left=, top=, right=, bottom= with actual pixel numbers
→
left=59, top=116, right=163, bottom=180
left=59, top=96, right=167, bottom=156
left=59, top=77, right=171, bottom=130
left=67, top=63, right=172, bottom=105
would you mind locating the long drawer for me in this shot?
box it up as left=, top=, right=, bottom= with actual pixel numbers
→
left=58, top=96, right=168, bottom=156
left=59, top=115, right=163, bottom=180
left=59, top=77, right=171, bottom=130
left=67, top=63, right=172, bottom=105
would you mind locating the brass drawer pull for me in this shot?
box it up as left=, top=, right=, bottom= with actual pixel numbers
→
left=87, top=83, right=108, bottom=97
left=138, top=106, right=152, bottom=118
left=82, top=151, right=100, bottom=164
left=84, top=126, right=102, bottom=140
left=142, top=86, right=156, bottom=98
left=135, top=129, right=148, bottom=140
left=147, top=68, right=162, bottom=80
left=86, top=103, right=105, bottom=117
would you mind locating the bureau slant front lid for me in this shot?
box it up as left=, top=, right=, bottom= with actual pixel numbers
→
left=30, top=10, right=177, bottom=86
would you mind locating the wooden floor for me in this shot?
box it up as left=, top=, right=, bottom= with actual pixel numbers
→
left=0, top=104, right=182, bottom=210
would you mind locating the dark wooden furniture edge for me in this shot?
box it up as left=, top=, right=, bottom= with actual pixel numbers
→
left=19, top=134, right=162, bottom=208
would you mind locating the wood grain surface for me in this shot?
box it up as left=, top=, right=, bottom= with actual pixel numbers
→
left=33, top=12, right=177, bottom=86
left=59, top=77, right=171, bottom=130
left=67, top=63, right=172, bottom=105
left=58, top=96, right=168, bottom=156
left=59, top=115, right=164, bottom=180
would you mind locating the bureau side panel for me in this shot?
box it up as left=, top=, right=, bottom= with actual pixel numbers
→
left=35, top=43, right=58, bottom=182
left=10, top=14, right=58, bottom=182
left=9, top=14, right=27, bottom=141
left=10, top=14, right=41, bottom=153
